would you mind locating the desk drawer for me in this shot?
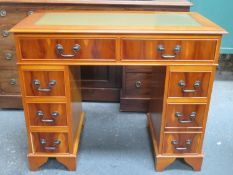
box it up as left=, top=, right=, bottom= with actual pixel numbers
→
left=121, top=39, right=217, bottom=61
left=165, top=104, right=207, bottom=128
left=27, top=103, right=67, bottom=126
left=17, top=37, right=116, bottom=60
left=22, top=70, right=65, bottom=97
left=0, top=69, right=20, bottom=95
left=163, top=133, right=202, bottom=154
left=124, top=72, right=152, bottom=98
left=168, top=72, right=211, bottom=97
left=32, top=132, right=68, bottom=153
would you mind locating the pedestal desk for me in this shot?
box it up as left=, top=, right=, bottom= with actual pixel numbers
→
left=10, top=11, right=226, bottom=171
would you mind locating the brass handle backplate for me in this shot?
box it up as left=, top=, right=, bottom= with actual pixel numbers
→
left=0, top=10, right=6, bottom=17
left=5, top=52, right=13, bottom=60
left=56, top=44, right=80, bottom=58
left=171, top=139, right=192, bottom=150
left=40, top=139, right=61, bottom=151
left=10, top=79, right=16, bottom=86
left=27, top=10, right=33, bottom=16
left=2, top=30, right=9, bottom=37
left=135, top=80, right=142, bottom=88
left=178, top=80, right=201, bottom=93
left=32, top=79, right=56, bottom=92
left=175, top=112, right=196, bottom=124
left=157, top=44, right=181, bottom=59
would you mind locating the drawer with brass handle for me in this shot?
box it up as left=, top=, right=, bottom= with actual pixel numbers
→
left=16, top=37, right=116, bottom=60
left=22, top=70, right=65, bottom=97
left=123, top=72, right=152, bottom=98
left=32, top=132, right=68, bottom=153
left=168, top=72, right=211, bottom=97
left=0, top=51, right=16, bottom=66
left=27, top=103, right=67, bottom=126
left=0, top=69, right=20, bottom=95
left=163, top=133, right=202, bottom=154
left=121, top=38, right=217, bottom=61
left=165, top=104, right=207, bottom=129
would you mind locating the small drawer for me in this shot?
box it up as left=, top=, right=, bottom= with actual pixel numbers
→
left=32, top=132, right=68, bottom=153
left=124, top=72, right=152, bottom=98
left=163, top=133, right=202, bottom=154
left=27, top=103, right=67, bottom=126
left=0, top=50, right=16, bottom=66
left=165, top=104, right=207, bottom=128
left=22, top=70, right=65, bottom=97
left=168, top=72, right=211, bottom=97
left=0, top=69, right=20, bottom=95
left=121, top=38, right=217, bottom=61
left=17, top=37, right=116, bottom=60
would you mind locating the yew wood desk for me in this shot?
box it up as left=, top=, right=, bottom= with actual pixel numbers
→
left=10, top=11, right=226, bottom=172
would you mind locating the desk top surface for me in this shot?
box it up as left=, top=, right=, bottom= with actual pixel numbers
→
left=11, top=11, right=226, bottom=34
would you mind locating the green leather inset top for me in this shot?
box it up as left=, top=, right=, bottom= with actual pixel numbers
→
left=35, top=12, right=202, bottom=27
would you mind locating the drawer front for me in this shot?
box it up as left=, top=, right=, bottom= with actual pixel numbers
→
left=121, top=39, right=217, bottom=61
left=168, top=72, right=211, bottom=97
left=23, top=70, right=65, bottom=96
left=0, top=69, right=20, bottom=95
left=124, top=72, right=152, bottom=98
left=27, top=103, right=67, bottom=126
left=163, top=133, right=202, bottom=154
left=0, top=50, right=16, bottom=66
left=165, top=104, right=207, bottom=128
left=32, top=132, right=68, bottom=153
left=17, top=38, right=116, bottom=60
left=125, top=66, right=153, bottom=73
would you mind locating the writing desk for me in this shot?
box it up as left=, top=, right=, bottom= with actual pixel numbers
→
left=10, top=11, right=226, bottom=171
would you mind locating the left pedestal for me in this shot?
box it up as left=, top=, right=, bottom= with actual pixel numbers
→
left=18, top=65, right=83, bottom=171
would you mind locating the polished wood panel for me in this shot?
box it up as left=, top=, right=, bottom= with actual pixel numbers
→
left=22, top=70, right=65, bottom=96
left=162, top=133, right=202, bottom=154
left=165, top=104, right=207, bottom=129
left=32, top=132, right=68, bottom=153
left=121, top=39, right=217, bottom=61
left=168, top=72, right=211, bottom=97
left=18, top=38, right=116, bottom=60
left=27, top=103, right=67, bottom=126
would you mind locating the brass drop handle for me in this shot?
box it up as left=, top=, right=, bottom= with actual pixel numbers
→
left=178, top=80, right=201, bottom=93
left=32, top=79, right=56, bottom=92
left=157, top=44, right=181, bottom=59
left=135, top=80, right=142, bottom=88
left=56, top=44, right=80, bottom=58
left=40, top=139, right=61, bottom=151
left=36, top=110, right=60, bottom=123
left=171, top=139, right=192, bottom=150
left=175, top=112, right=196, bottom=124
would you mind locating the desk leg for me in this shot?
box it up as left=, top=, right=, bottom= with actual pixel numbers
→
left=184, top=157, right=203, bottom=171
left=28, top=156, right=48, bottom=171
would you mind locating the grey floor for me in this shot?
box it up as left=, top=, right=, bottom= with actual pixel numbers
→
left=1, top=72, right=233, bottom=175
